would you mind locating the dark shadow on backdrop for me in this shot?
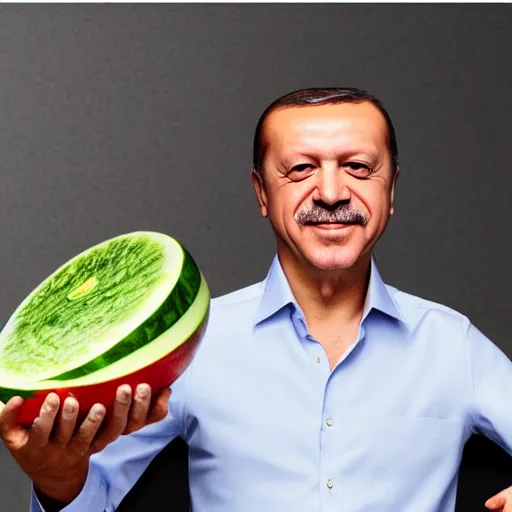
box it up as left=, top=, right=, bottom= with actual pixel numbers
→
left=116, top=434, right=512, bottom=511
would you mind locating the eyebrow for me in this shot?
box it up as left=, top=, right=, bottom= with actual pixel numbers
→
left=280, top=146, right=380, bottom=163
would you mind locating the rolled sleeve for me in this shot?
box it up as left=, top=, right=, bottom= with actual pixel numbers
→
left=30, top=465, right=107, bottom=511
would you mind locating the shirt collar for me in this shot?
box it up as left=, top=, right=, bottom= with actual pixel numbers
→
left=254, top=255, right=296, bottom=326
left=363, top=257, right=404, bottom=323
left=254, top=254, right=405, bottom=327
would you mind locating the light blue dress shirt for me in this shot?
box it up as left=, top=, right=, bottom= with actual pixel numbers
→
left=31, top=255, right=512, bottom=511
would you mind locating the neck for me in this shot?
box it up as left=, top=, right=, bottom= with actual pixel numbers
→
left=277, top=249, right=371, bottom=330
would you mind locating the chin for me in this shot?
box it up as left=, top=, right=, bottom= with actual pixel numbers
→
left=302, top=246, right=366, bottom=272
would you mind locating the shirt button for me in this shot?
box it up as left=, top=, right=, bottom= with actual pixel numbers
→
left=326, top=418, right=333, bottom=427
left=327, top=479, right=334, bottom=489
left=316, top=357, right=321, bottom=364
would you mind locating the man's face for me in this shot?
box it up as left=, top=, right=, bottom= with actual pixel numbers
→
left=251, top=101, right=398, bottom=273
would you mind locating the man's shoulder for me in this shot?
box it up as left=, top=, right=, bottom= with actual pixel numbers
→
left=189, top=281, right=264, bottom=356
left=387, top=284, right=471, bottom=328
left=207, top=280, right=265, bottom=320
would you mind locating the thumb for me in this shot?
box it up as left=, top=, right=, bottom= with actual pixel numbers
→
left=486, top=487, right=511, bottom=510
left=0, top=396, right=24, bottom=438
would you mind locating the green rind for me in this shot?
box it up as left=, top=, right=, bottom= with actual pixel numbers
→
left=0, top=274, right=210, bottom=392
left=51, top=249, right=201, bottom=380
left=0, top=387, right=34, bottom=404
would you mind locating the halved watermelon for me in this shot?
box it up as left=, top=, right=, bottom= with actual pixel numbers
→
left=0, top=232, right=210, bottom=426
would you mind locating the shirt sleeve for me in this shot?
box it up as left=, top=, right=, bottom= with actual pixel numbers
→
left=466, top=320, right=512, bottom=454
left=28, top=365, right=190, bottom=512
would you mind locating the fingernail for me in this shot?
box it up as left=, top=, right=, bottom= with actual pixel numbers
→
left=45, top=393, right=59, bottom=410
left=64, top=399, right=77, bottom=414
left=89, top=404, right=105, bottom=420
left=136, top=384, right=150, bottom=398
left=118, top=385, right=131, bottom=400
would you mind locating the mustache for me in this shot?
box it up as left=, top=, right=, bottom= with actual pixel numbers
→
left=295, top=204, right=369, bottom=226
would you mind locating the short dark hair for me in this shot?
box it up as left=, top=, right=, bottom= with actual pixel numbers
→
left=252, top=87, right=399, bottom=175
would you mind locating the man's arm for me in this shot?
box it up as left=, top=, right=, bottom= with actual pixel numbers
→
left=465, top=321, right=512, bottom=453
left=464, top=320, right=512, bottom=510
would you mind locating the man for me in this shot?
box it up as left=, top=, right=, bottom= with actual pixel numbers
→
left=1, top=87, right=512, bottom=511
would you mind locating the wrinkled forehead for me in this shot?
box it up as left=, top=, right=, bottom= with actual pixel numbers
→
left=261, top=102, right=390, bottom=161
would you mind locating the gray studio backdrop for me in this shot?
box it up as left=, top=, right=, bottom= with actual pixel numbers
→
left=0, top=4, right=511, bottom=511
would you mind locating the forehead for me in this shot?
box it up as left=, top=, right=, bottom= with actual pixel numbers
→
left=262, top=102, right=389, bottom=159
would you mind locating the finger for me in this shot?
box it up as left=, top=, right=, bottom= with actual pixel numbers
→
left=123, top=384, right=151, bottom=435
left=52, top=397, right=79, bottom=445
left=0, top=396, right=25, bottom=442
left=485, top=496, right=505, bottom=510
left=486, top=487, right=511, bottom=510
left=0, top=396, right=24, bottom=429
left=503, top=488, right=512, bottom=512
left=92, top=385, right=132, bottom=450
left=146, top=388, right=171, bottom=425
left=69, top=403, right=106, bottom=456
left=107, top=384, right=132, bottom=435
left=26, top=393, right=60, bottom=449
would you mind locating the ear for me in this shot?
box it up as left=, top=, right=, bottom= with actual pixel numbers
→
left=250, top=168, right=269, bottom=218
left=389, top=167, right=400, bottom=215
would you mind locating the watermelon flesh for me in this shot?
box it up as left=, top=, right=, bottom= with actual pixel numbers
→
left=0, top=232, right=210, bottom=426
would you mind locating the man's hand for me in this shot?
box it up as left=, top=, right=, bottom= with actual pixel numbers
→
left=486, top=486, right=512, bottom=511
left=0, top=383, right=171, bottom=506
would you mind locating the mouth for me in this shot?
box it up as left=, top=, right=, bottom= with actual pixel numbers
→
left=306, top=222, right=356, bottom=230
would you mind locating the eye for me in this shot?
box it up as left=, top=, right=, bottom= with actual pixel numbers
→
left=343, top=162, right=373, bottom=178
left=291, top=163, right=315, bottom=172
left=286, top=163, right=315, bottom=181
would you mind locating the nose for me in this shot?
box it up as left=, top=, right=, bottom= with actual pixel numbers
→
left=313, top=165, right=351, bottom=208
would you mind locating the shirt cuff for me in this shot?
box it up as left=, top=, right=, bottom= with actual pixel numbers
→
left=29, top=465, right=108, bottom=512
